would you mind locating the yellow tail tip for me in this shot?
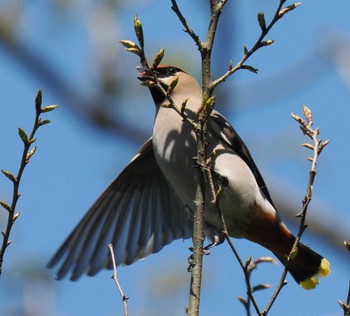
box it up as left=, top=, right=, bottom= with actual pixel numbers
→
left=300, top=258, right=331, bottom=290
left=318, top=258, right=331, bottom=277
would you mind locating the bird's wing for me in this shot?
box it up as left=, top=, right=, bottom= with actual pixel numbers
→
left=209, top=111, right=276, bottom=208
left=47, top=138, right=193, bottom=280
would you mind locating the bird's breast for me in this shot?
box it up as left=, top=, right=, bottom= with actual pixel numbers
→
left=152, top=107, right=262, bottom=237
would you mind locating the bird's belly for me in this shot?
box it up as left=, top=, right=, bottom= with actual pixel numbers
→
left=152, top=119, right=198, bottom=203
left=152, top=118, right=259, bottom=238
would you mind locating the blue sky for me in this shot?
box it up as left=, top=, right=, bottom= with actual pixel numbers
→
left=0, top=1, right=349, bottom=315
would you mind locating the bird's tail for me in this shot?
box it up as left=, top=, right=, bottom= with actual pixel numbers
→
left=275, top=242, right=330, bottom=290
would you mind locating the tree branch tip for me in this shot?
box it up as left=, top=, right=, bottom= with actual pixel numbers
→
left=291, top=112, right=306, bottom=127
left=0, top=201, right=12, bottom=212
left=12, top=213, right=20, bottom=223
left=238, top=296, right=247, bottom=305
left=38, top=119, right=51, bottom=127
left=257, top=12, right=267, bottom=32
left=241, top=65, right=258, bottom=74
left=279, top=2, right=302, bottom=18
left=133, top=15, right=144, bottom=46
left=301, top=143, right=313, bottom=150
left=243, top=45, right=249, bottom=56
left=41, top=104, right=59, bottom=113
left=295, top=211, right=303, bottom=217
left=302, top=104, right=312, bottom=122
left=152, top=47, right=165, bottom=69
left=245, top=256, right=252, bottom=267
left=18, top=127, right=29, bottom=144
left=252, top=283, right=272, bottom=293
left=228, top=60, right=233, bottom=71
left=261, top=39, right=275, bottom=47
left=35, top=89, right=43, bottom=112
left=1, top=169, right=17, bottom=183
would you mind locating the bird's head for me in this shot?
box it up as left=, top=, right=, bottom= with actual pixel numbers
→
left=137, top=65, right=202, bottom=107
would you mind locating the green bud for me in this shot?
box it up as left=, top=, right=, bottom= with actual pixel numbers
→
left=252, top=284, right=271, bottom=292
left=0, top=200, right=11, bottom=212
left=301, top=143, right=314, bottom=150
left=291, top=112, right=306, bottom=127
left=126, top=47, right=142, bottom=57
left=18, top=127, right=28, bottom=144
left=38, top=119, right=51, bottom=126
left=12, top=212, right=20, bottom=223
left=35, top=89, right=42, bottom=113
left=140, top=81, right=157, bottom=88
left=261, top=39, right=275, bottom=47
left=199, top=96, right=216, bottom=121
left=318, top=139, right=330, bottom=155
left=1, top=169, right=17, bottom=183
left=181, top=98, right=189, bottom=115
left=119, top=40, right=138, bottom=49
left=41, top=105, right=58, bottom=113
left=279, top=2, right=302, bottom=18
left=167, top=77, right=179, bottom=95
left=134, top=15, right=144, bottom=49
left=152, top=48, right=165, bottom=69
left=26, top=146, right=37, bottom=163
left=257, top=12, right=266, bottom=31
left=241, top=65, right=258, bottom=74
left=302, top=104, right=312, bottom=123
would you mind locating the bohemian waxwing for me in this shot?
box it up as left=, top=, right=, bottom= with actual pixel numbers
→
left=48, top=65, right=330, bottom=289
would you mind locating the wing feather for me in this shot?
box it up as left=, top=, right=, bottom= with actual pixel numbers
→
left=209, top=111, right=276, bottom=208
left=48, top=138, right=193, bottom=280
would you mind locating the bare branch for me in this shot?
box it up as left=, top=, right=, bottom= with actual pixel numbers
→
left=0, top=90, right=57, bottom=275
left=108, top=244, right=129, bottom=316
left=171, top=0, right=202, bottom=49
left=211, top=1, right=301, bottom=89
left=263, top=105, right=329, bottom=315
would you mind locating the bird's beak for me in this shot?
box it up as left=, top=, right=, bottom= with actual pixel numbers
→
left=137, top=66, right=156, bottom=83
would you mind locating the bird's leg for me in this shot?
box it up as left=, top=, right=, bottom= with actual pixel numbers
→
left=187, top=232, right=225, bottom=272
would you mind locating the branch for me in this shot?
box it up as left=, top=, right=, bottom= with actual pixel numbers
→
left=171, top=0, right=202, bottom=49
left=337, top=241, right=350, bottom=316
left=263, top=105, right=330, bottom=315
left=222, top=232, right=262, bottom=316
left=108, top=244, right=129, bottom=316
left=211, top=1, right=302, bottom=90
left=171, top=2, right=228, bottom=315
left=0, top=90, right=58, bottom=275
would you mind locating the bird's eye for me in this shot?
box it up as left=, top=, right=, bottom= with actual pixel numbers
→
left=168, top=67, right=176, bottom=75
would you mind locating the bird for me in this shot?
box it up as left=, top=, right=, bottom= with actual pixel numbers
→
left=48, top=64, right=330, bottom=289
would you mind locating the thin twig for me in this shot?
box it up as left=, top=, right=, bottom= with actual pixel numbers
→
left=171, top=0, right=202, bottom=49
left=0, top=90, right=57, bottom=275
left=220, top=214, right=262, bottom=316
left=211, top=1, right=301, bottom=90
left=337, top=242, right=350, bottom=316
left=263, top=106, right=329, bottom=315
left=108, top=244, right=129, bottom=316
